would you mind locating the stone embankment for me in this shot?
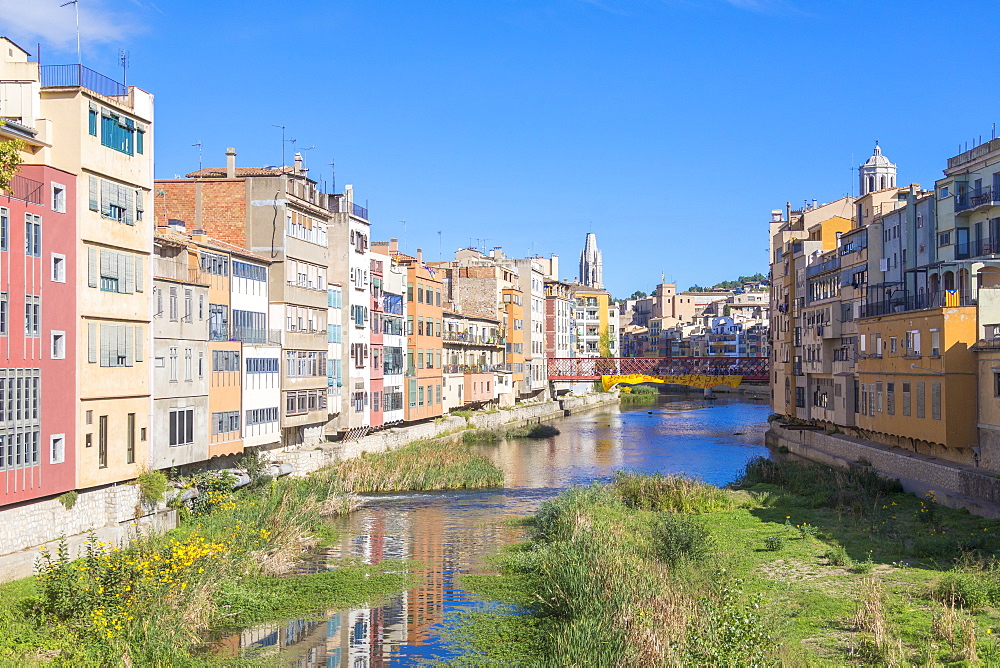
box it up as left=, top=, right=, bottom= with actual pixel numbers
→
left=0, top=392, right=618, bottom=582
left=769, top=425, right=1000, bottom=518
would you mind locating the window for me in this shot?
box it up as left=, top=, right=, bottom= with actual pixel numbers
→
left=136, top=130, right=144, bottom=155
left=126, top=413, right=135, bottom=464
left=916, top=382, right=926, bottom=419
left=201, top=252, right=229, bottom=276
left=90, top=248, right=141, bottom=293
left=246, top=407, right=279, bottom=426
left=284, top=390, right=327, bottom=416
left=903, top=382, right=911, bottom=416
left=50, top=434, right=65, bottom=465
left=101, top=112, right=135, bottom=155
left=233, top=260, right=266, bottom=281
left=233, top=310, right=266, bottom=343
left=0, top=292, right=7, bottom=336
left=24, top=213, right=40, bottom=257
left=184, top=289, right=192, bottom=322
left=98, top=415, right=108, bottom=468
left=92, top=323, right=137, bottom=367
left=51, top=183, right=67, bottom=213
left=418, top=385, right=424, bottom=406
left=409, top=379, right=417, bottom=407
left=212, top=410, right=241, bottom=435
left=169, top=408, right=194, bottom=446
left=51, top=253, right=66, bottom=283
left=930, top=330, right=941, bottom=357
left=198, top=352, right=204, bottom=377
left=938, top=231, right=951, bottom=247
left=169, top=347, right=178, bottom=381
left=931, top=382, right=942, bottom=420
left=50, top=331, right=65, bottom=359
left=285, top=350, right=327, bottom=377
left=184, top=348, right=193, bottom=381
left=246, top=357, right=279, bottom=374
left=88, top=108, right=97, bottom=136
left=24, top=296, right=39, bottom=338
left=212, top=350, right=240, bottom=372
left=90, top=176, right=138, bottom=225
left=0, top=207, right=7, bottom=251
left=209, top=304, right=229, bottom=341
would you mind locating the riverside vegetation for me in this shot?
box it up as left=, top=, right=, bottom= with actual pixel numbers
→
left=0, top=438, right=504, bottom=667
left=449, top=459, right=1000, bottom=666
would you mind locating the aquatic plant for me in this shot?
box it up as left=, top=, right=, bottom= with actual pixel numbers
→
left=330, top=439, right=503, bottom=492
left=612, top=470, right=740, bottom=513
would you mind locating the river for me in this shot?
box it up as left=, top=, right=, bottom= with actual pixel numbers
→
left=230, top=395, right=771, bottom=666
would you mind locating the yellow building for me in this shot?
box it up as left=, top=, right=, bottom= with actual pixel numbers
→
left=39, top=63, right=154, bottom=487
left=502, top=288, right=525, bottom=390
left=857, top=306, right=978, bottom=463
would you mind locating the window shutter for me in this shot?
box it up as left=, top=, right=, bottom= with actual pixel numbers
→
left=88, top=322, right=97, bottom=363
left=134, top=326, right=143, bottom=362
left=124, top=254, right=135, bottom=294
left=88, top=246, right=98, bottom=287
left=100, top=249, right=111, bottom=280
left=89, top=176, right=99, bottom=211
left=135, top=256, right=143, bottom=292
left=99, top=325, right=110, bottom=367
left=913, top=331, right=921, bottom=354
left=100, top=179, right=111, bottom=217
left=123, top=187, right=134, bottom=225
left=125, top=325, right=133, bottom=366
left=135, top=189, right=144, bottom=215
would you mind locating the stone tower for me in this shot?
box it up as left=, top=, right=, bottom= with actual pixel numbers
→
left=579, top=232, right=603, bottom=289
left=859, top=142, right=897, bottom=196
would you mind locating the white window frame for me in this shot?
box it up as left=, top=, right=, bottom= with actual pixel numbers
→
left=50, top=330, right=66, bottom=359
left=51, top=253, right=66, bottom=283
left=51, top=183, right=67, bottom=213
left=49, top=433, right=66, bottom=464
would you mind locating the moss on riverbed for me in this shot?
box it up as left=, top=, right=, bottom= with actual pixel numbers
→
left=446, top=459, right=1000, bottom=666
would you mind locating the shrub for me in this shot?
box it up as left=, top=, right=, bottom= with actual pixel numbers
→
left=527, top=424, right=560, bottom=438
left=763, top=535, right=784, bottom=551
left=613, top=471, right=737, bottom=513
left=824, top=545, right=852, bottom=567
left=136, top=471, right=168, bottom=505
left=57, top=491, right=78, bottom=510
left=653, top=513, right=713, bottom=567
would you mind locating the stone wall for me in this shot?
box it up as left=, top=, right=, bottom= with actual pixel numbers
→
left=0, top=484, right=176, bottom=582
left=769, top=426, right=1000, bottom=518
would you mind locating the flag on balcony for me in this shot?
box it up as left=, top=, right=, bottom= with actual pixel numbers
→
left=945, top=289, right=960, bottom=307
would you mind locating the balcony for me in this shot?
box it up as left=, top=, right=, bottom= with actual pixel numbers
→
left=330, top=198, right=368, bottom=220
left=6, top=174, right=44, bottom=205
left=861, top=290, right=976, bottom=318
left=955, top=186, right=1000, bottom=214
left=443, top=331, right=504, bottom=347
left=41, top=64, right=128, bottom=97
left=443, top=363, right=498, bottom=374
left=806, top=256, right=841, bottom=278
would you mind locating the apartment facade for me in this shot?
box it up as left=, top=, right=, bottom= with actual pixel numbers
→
left=155, top=151, right=330, bottom=449
left=395, top=248, right=443, bottom=421
left=372, top=242, right=406, bottom=426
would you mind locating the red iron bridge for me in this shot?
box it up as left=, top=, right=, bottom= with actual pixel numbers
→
left=546, top=357, right=770, bottom=383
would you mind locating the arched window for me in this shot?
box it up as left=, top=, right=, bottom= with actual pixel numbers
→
left=880, top=176, right=886, bottom=190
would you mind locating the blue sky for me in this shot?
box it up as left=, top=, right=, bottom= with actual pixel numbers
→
left=7, top=0, right=1000, bottom=297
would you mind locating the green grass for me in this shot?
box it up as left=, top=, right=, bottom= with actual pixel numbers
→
left=329, top=438, right=503, bottom=491
left=446, top=458, right=1000, bottom=666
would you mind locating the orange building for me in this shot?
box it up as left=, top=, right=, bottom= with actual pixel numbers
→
left=502, top=288, right=526, bottom=390
left=390, top=246, right=443, bottom=422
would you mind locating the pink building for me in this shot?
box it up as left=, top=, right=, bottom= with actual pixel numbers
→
left=0, top=164, right=77, bottom=505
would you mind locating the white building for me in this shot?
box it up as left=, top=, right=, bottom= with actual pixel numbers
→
left=327, top=283, right=343, bottom=423
left=381, top=260, right=406, bottom=425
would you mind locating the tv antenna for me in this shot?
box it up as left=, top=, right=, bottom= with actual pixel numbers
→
left=192, top=140, right=203, bottom=171
left=400, top=220, right=407, bottom=253
left=60, top=0, right=81, bottom=65
left=119, top=49, right=129, bottom=88
left=328, top=159, right=336, bottom=194
left=298, top=145, right=316, bottom=169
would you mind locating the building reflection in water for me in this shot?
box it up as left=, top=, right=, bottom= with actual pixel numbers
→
left=213, top=401, right=768, bottom=665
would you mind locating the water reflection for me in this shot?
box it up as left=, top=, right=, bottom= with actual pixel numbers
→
left=222, top=397, right=770, bottom=666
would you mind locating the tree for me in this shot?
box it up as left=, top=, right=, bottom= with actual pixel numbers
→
left=0, top=130, right=26, bottom=192
left=599, top=326, right=612, bottom=358
left=628, top=290, right=648, bottom=300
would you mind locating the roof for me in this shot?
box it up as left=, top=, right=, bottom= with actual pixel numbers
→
left=185, top=166, right=301, bottom=179
left=862, top=143, right=894, bottom=168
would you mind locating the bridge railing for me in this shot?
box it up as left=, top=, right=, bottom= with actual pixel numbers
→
left=546, top=357, right=770, bottom=382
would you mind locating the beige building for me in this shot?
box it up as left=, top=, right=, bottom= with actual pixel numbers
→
left=38, top=60, right=154, bottom=487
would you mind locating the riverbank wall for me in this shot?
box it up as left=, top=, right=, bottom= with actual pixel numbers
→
left=282, top=392, right=618, bottom=477
left=768, top=426, right=1000, bottom=518
left=0, top=392, right=618, bottom=582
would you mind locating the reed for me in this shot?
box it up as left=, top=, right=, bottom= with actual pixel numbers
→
left=613, top=470, right=742, bottom=513
left=330, top=439, right=503, bottom=492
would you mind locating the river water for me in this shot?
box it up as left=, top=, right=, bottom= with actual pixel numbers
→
left=227, top=396, right=771, bottom=666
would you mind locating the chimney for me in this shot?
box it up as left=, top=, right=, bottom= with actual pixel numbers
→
left=785, top=201, right=791, bottom=221
left=389, top=237, right=398, bottom=253
left=416, top=248, right=423, bottom=263
left=293, top=152, right=302, bottom=175
left=812, top=199, right=818, bottom=209
left=225, top=147, right=236, bottom=178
